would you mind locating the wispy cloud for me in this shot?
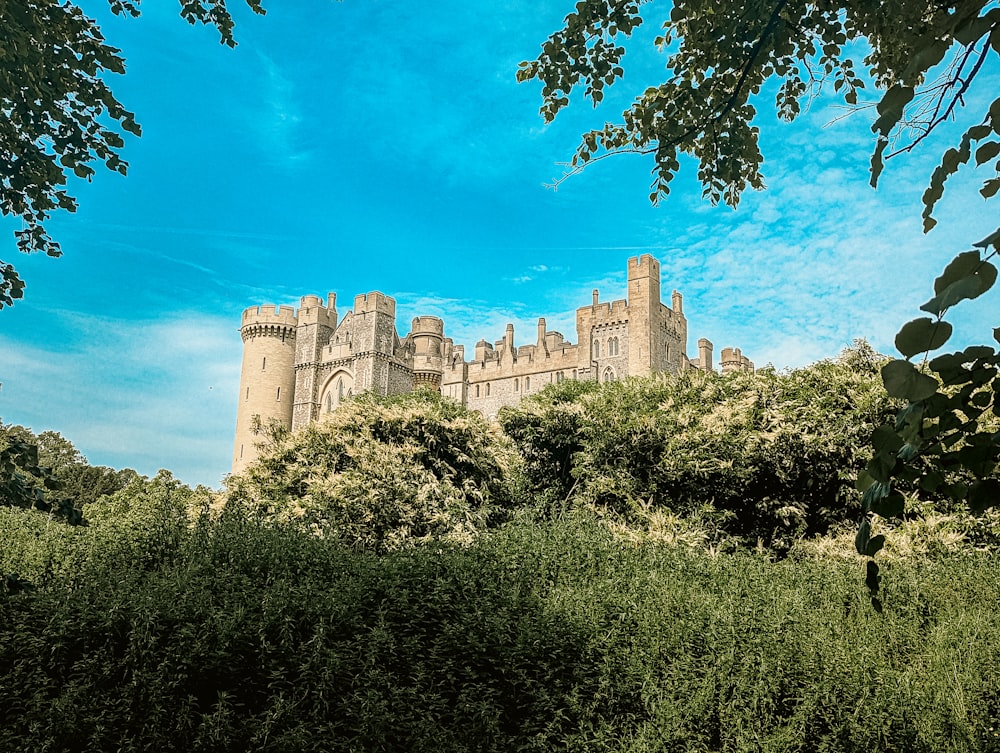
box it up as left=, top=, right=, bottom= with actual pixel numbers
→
left=1, top=312, right=242, bottom=487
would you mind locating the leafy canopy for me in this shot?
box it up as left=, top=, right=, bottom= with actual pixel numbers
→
left=518, top=0, right=1000, bottom=211
left=0, top=0, right=266, bottom=307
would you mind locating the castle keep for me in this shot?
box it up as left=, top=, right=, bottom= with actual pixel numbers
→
left=232, top=255, right=753, bottom=472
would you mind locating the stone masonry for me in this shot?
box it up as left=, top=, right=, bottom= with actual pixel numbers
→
left=232, top=255, right=753, bottom=472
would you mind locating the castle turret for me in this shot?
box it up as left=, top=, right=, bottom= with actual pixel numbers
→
left=698, top=338, right=714, bottom=372
left=627, top=254, right=662, bottom=377
left=291, top=294, right=338, bottom=429
left=410, top=316, right=445, bottom=391
left=351, top=291, right=398, bottom=394
left=720, top=346, right=755, bottom=374
left=536, top=317, right=549, bottom=356
left=233, top=304, right=298, bottom=473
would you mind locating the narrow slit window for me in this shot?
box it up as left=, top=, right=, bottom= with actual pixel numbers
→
left=276, top=387, right=281, bottom=401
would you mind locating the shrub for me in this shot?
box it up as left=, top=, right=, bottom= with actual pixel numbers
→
left=1, top=513, right=999, bottom=752
left=226, top=389, right=521, bottom=552
left=501, top=345, right=899, bottom=552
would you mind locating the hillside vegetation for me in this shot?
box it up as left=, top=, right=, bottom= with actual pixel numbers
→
left=2, top=346, right=998, bottom=752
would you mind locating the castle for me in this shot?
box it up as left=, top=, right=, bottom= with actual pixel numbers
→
left=232, top=255, right=753, bottom=472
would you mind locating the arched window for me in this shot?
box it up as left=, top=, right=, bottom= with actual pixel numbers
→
left=486, top=383, right=491, bottom=397
left=475, top=384, right=480, bottom=398
left=603, top=367, right=616, bottom=383
left=525, top=376, right=530, bottom=391
left=514, top=378, right=519, bottom=392
left=321, top=371, right=354, bottom=414
left=593, top=339, right=600, bottom=359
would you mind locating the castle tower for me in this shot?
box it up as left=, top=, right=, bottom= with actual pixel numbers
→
left=232, top=304, right=298, bottom=473
left=627, top=254, right=662, bottom=377
left=292, top=294, right=338, bottom=430
left=410, top=316, right=445, bottom=390
left=698, top=338, right=714, bottom=372
left=720, top=346, right=755, bottom=374
left=351, top=292, right=398, bottom=395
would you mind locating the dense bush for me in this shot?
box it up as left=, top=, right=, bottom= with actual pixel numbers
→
left=1, top=511, right=998, bottom=752
left=501, top=345, right=899, bottom=551
left=226, top=389, right=521, bottom=552
left=0, top=470, right=206, bottom=587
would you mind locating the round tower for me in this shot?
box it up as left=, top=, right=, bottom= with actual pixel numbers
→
left=410, top=316, right=445, bottom=391
left=232, top=304, right=298, bottom=473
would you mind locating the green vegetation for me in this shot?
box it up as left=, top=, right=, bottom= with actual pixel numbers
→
left=2, top=359, right=999, bottom=751
left=519, top=0, right=1000, bottom=540
left=2, top=510, right=999, bottom=752
left=228, top=390, right=520, bottom=552
left=501, top=343, right=900, bottom=553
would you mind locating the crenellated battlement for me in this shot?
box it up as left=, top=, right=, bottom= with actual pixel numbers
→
left=410, top=316, right=444, bottom=336
left=628, top=253, right=660, bottom=274
left=720, top=346, right=754, bottom=374
left=234, top=256, right=753, bottom=471
left=240, top=304, right=297, bottom=343
left=297, top=293, right=338, bottom=328
left=354, top=291, right=395, bottom=317
left=242, top=304, right=297, bottom=327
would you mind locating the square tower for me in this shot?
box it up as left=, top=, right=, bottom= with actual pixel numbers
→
left=626, top=254, right=662, bottom=377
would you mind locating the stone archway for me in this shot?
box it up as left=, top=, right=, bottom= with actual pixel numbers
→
left=320, top=370, right=355, bottom=414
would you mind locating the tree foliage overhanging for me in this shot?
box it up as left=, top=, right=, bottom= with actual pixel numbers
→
left=519, top=0, right=1000, bottom=571
left=0, top=0, right=266, bottom=307
left=518, top=0, right=999, bottom=211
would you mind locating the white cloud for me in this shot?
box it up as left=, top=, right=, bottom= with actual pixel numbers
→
left=0, top=312, right=242, bottom=488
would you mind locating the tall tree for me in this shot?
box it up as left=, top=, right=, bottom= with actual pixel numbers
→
left=519, top=0, right=999, bottom=588
left=0, top=0, right=265, bottom=307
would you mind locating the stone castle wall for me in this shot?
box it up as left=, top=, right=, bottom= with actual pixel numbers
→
left=231, top=254, right=753, bottom=473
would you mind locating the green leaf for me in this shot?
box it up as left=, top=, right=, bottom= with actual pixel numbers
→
left=921, top=261, right=997, bottom=315
left=919, top=470, right=945, bottom=493
left=895, top=317, right=953, bottom=358
left=876, top=84, right=914, bottom=116
left=976, top=228, right=1000, bottom=249
left=855, top=516, right=871, bottom=555
left=862, top=480, right=891, bottom=510
left=856, top=469, right=875, bottom=493
left=872, top=423, right=904, bottom=453
left=969, top=479, right=1000, bottom=513
left=881, top=360, right=939, bottom=401
left=870, top=138, right=887, bottom=188
left=865, top=534, right=886, bottom=557
left=975, top=141, right=1000, bottom=165
left=865, top=560, right=880, bottom=594
left=867, top=453, right=896, bottom=484
left=872, top=491, right=905, bottom=519
left=933, top=251, right=982, bottom=294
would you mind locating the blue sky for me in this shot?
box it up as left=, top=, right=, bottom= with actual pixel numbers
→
left=1, top=1, right=997, bottom=487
